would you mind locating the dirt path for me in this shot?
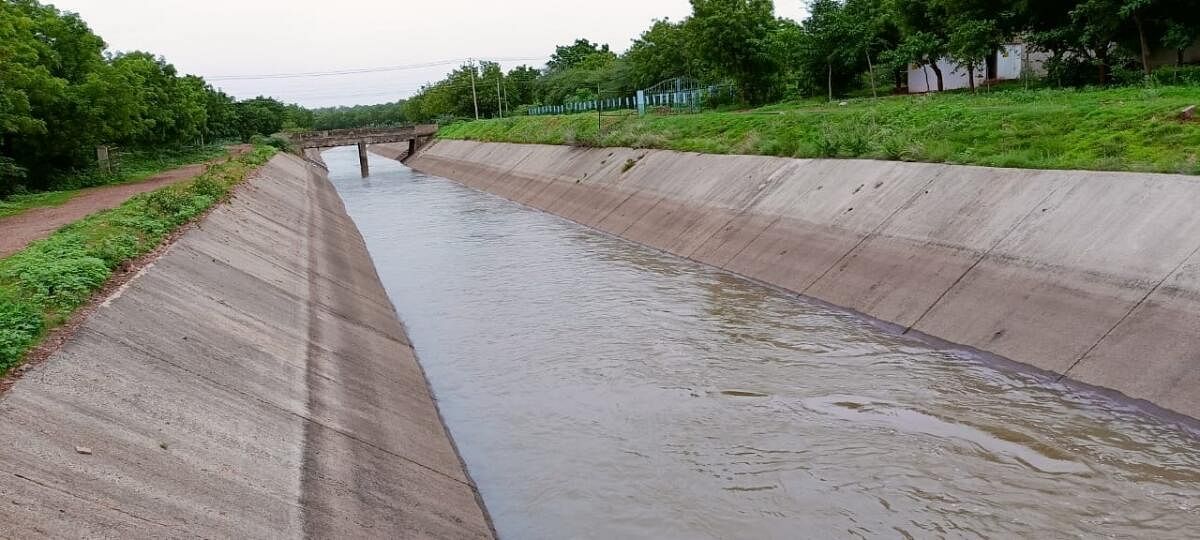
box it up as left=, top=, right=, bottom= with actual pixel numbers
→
left=0, top=145, right=250, bottom=258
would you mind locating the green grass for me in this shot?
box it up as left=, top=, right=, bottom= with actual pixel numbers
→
left=439, top=85, right=1200, bottom=174
left=0, top=145, right=232, bottom=219
left=0, top=145, right=276, bottom=376
left=0, top=191, right=78, bottom=219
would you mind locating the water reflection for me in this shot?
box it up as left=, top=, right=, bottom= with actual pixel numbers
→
left=325, top=146, right=1200, bottom=539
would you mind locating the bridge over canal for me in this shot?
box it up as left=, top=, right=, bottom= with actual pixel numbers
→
left=291, top=124, right=437, bottom=176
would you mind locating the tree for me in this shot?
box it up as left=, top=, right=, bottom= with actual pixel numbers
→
left=233, top=97, right=286, bottom=141
left=311, top=101, right=407, bottom=130
left=796, top=0, right=870, bottom=100
left=689, top=0, right=782, bottom=103
left=1, top=0, right=108, bottom=185
left=202, top=87, right=240, bottom=141
left=625, top=18, right=707, bottom=88
left=1118, top=0, right=1200, bottom=76
left=1162, top=17, right=1200, bottom=66
left=0, top=0, right=304, bottom=195
left=846, top=0, right=905, bottom=95
left=948, top=18, right=1001, bottom=91
left=546, top=39, right=614, bottom=72
left=1120, top=0, right=1161, bottom=76
left=503, top=65, right=540, bottom=110
left=1070, top=0, right=1126, bottom=84
left=891, top=0, right=952, bottom=91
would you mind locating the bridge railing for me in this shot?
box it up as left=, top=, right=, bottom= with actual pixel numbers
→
left=290, top=124, right=438, bottom=142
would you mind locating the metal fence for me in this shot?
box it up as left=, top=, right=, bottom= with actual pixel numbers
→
left=527, top=77, right=735, bottom=117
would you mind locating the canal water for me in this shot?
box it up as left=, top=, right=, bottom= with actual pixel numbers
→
left=324, top=147, right=1200, bottom=539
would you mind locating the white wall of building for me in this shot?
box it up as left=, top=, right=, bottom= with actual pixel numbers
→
left=996, top=44, right=1024, bottom=80
left=907, top=58, right=981, bottom=93
left=907, top=44, right=1046, bottom=93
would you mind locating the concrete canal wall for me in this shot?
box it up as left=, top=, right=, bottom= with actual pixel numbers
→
left=398, top=139, right=1200, bottom=421
left=0, top=153, right=493, bottom=538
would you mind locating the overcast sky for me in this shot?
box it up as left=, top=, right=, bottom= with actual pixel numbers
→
left=48, top=0, right=808, bottom=108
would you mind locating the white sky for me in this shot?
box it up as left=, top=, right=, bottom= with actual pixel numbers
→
left=47, top=0, right=808, bottom=108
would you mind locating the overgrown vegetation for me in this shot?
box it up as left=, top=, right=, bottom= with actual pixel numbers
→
left=440, top=85, right=1200, bottom=174
left=0, top=145, right=276, bottom=376
left=0, top=1, right=310, bottom=196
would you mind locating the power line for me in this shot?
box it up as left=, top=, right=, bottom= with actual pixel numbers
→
left=208, top=56, right=548, bottom=81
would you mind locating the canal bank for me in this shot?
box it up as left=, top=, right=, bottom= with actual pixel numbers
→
left=338, top=147, right=1200, bottom=538
left=0, top=153, right=492, bottom=538
left=389, top=139, right=1200, bottom=421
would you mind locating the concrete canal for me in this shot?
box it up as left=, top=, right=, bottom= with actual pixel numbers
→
left=325, top=147, right=1200, bottom=539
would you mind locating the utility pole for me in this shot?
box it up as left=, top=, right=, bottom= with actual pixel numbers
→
left=596, top=84, right=602, bottom=137
left=501, top=75, right=509, bottom=117
left=496, top=72, right=504, bottom=118
left=469, top=59, right=480, bottom=120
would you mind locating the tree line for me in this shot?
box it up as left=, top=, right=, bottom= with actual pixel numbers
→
left=0, top=0, right=311, bottom=195
left=341, top=0, right=1200, bottom=125
left=6, top=0, right=1200, bottom=191
left=796, top=0, right=1200, bottom=97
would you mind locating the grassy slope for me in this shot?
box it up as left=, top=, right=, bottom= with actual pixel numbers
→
left=0, top=145, right=230, bottom=219
left=0, top=146, right=276, bottom=376
left=440, top=86, right=1200, bottom=174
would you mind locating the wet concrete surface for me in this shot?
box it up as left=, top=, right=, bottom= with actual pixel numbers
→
left=337, top=148, right=1200, bottom=539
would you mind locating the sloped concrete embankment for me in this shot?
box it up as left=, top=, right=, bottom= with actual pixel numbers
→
left=0, top=153, right=493, bottom=538
left=396, top=139, right=1200, bottom=420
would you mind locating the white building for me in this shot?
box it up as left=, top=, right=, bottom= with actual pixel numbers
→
left=907, top=43, right=1048, bottom=93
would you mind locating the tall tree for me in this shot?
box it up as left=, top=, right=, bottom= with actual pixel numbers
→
left=797, top=0, right=866, bottom=100
left=891, top=0, right=952, bottom=91
left=689, top=0, right=782, bottom=103
left=1162, top=16, right=1200, bottom=66
left=546, top=39, right=614, bottom=72
left=947, top=18, right=1001, bottom=91
left=625, top=18, right=706, bottom=88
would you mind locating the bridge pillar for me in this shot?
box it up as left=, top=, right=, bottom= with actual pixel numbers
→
left=408, top=138, right=417, bottom=158
left=357, top=142, right=369, bottom=177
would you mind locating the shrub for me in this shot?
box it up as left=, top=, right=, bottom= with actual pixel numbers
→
left=1151, top=65, right=1200, bottom=87
left=250, top=134, right=296, bottom=152
left=816, top=128, right=840, bottom=157
left=0, top=297, right=42, bottom=372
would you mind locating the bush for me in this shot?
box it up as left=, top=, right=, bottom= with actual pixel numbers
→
left=1151, top=65, right=1200, bottom=86
left=250, top=134, right=296, bottom=153
left=0, top=158, right=27, bottom=199
left=0, top=297, right=42, bottom=373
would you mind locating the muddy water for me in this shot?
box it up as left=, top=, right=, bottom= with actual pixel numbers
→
left=324, top=147, right=1200, bottom=539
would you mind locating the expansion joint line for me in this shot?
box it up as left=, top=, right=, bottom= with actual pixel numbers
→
left=801, top=171, right=946, bottom=294
left=7, top=470, right=182, bottom=531
left=1057, top=239, right=1200, bottom=381
left=903, top=180, right=1067, bottom=335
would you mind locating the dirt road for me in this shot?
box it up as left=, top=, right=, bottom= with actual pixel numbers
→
left=0, top=145, right=249, bottom=258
